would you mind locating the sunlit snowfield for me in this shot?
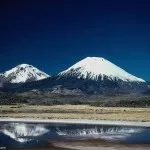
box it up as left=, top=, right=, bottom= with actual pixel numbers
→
left=0, top=122, right=150, bottom=150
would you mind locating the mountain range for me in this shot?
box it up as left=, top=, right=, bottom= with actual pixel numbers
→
left=0, top=57, right=149, bottom=94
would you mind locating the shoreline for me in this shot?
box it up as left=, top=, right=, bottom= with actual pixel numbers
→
left=1, top=118, right=150, bottom=127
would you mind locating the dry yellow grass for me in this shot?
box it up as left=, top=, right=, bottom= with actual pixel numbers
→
left=0, top=105, right=150, bottom=121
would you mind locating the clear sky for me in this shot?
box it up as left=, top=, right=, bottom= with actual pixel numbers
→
left=1, top=0, right=150, bottom=81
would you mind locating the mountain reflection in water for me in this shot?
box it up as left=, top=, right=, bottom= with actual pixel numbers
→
left=0, top=122, right=150, bottom=149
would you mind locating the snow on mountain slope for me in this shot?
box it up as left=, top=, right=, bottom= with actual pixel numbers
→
left=59, top=57, right=145, bottom=82
left=0, top=64, right=50, bottom=83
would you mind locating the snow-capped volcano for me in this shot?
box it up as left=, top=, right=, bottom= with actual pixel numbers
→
left=59, top=57, right=145, bottom=82
left=0, top=64, right=50, bottom=83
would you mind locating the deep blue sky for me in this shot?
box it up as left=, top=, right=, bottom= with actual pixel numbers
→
left=1, top=0, right=150, bottom=80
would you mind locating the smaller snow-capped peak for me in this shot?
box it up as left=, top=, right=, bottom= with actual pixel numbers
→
left=0, top=64, right=50, bottom=83
left=59, top=57, right=145, bottom=82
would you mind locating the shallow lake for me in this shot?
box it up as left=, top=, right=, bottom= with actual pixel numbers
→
left=0, top=122, right=150, bottom=150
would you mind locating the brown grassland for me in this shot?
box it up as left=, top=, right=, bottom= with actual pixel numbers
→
left=0, top=104, right=150, bottom=121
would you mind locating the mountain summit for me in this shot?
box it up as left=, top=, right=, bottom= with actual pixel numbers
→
left=59, top=57, right=145, bottom=82
left=0, top=64, right=50, bottom=83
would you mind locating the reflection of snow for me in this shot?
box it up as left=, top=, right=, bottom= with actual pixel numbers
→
left=57, top=127, right=142, bottom=141
left=1, top=123, right=49, bottom=142
left=0, top=121, right=144, bottom=144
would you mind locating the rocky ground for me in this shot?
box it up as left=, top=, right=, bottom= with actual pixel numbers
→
left=0, top=91, right=150, bottom=107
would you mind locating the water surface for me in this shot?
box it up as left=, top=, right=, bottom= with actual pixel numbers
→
left=0, top=122, right=150, bottom=149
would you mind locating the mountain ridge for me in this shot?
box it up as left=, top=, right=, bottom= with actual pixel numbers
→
left=0, top=57, right=149, bottom=95
left=0, top=64, right=50, bottom=83
left=59, top=57, right=145, bottom=82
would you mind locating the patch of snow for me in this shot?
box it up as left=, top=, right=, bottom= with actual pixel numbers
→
left=0, top=64, right=50, bottom=83
left=59, top=57, right=145, bottom=82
